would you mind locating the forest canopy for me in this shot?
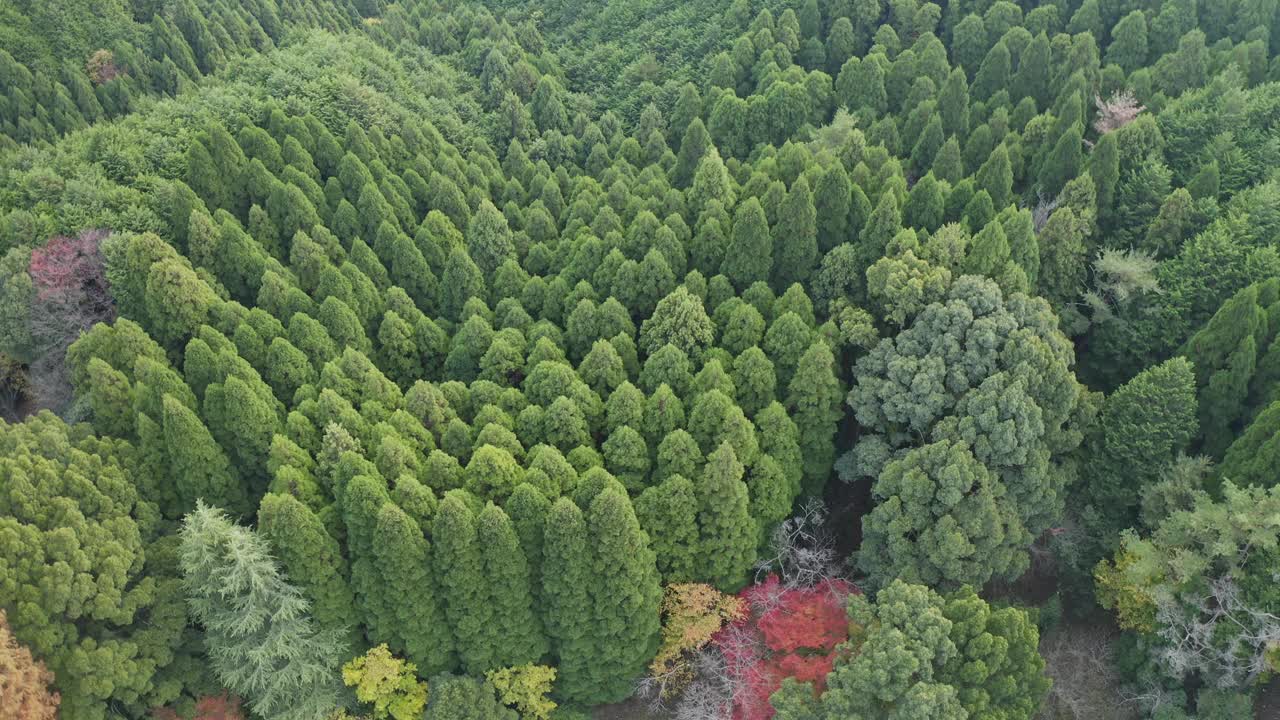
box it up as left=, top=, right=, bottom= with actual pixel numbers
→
left=3, top=0, right=1280, bottom=719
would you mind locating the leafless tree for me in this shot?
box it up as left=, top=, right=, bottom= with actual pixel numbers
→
left=669, top=648, right=734, bottom=720
left=1094, top=91, right=1145, bottom=135
left=754, top=499, right=842, bottom=588
left=1156, top=575, right=1280, bottom=688
left=1032, top=195, right=1060, bottom=234
left=27, top=230, right=115, bottom=412
left=1037, top=624, right=1135, bottom=720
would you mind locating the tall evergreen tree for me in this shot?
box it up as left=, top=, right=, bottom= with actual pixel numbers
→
left=180, top=503, right=344, bottom=720
left=373, top=502, right=457, bottom=675
left=772, top=175, right=818, bottom=289
left=258, top=492, right=359, bottom=651
left=696, top=442, right=757, bottom=591
left=722, top=197, right=773, bottom=290
left=787, top=341, right=842, bottom=497
left=434, top=494, right=495, bottom=674
left=582, top=488, right=662, bottom=703
left=541, top=498, right=594, bottom=704
left=164, top=393, right=248, bottom=516
left=476, top=503, right=548, bottom=670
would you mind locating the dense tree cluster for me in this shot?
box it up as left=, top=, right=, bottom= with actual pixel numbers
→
left=4, top=0, right=1280, bottom=717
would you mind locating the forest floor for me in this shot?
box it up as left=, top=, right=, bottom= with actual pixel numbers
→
left=1257, top=678, right=1280, bottom=719
left=593, top=697, right=670, bottom=719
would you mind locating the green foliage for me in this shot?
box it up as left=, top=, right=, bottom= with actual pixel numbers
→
left=860, top=439, right=1030, bottom=591
left=180, top=503, right=344, bottom=720
left=696, top=442, right=758, bottom=591
left=1098, top=483, right=1280, bottom=689
left=486, top=664, right=557, bottom=720
left=847, top=276, right=1088, bottom=565
left=258, top=492, right=359, bottom=650
left=423, top=674, right=516, bottom=720
left=343, top=645, right=429, bottom=720
left=9, top=2, right=1280, bottom=713
left=0, top=413, right=197, bottom=718
left=777, top=580, right=1048, bottom=720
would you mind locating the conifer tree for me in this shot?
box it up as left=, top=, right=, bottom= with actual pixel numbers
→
left=975, top=143, right=1013, bottom=210
left=258, top=492, right=359, bottom=650
left=696, top=442, right=758, bottom=591
left=1183, top=284, right=1267, bottom=458
left=434, top=494, right=495, bottom=674
left=1089, top=131, right=1121, bottom=230
left=373, top=502, right=457, bottom=676
left=722, top=197, right=773, bottom=290
left=671, top=118, right=710, bottom=189
left=972, top=41, right=1010, bottom=101
left=1038, top=124, right=1083, bottom=198
left=467, top=200, right=516, bottom=276
left=814, top=163, right=852, bottom=252
left=164, top=393, right=248, bottom=516
left=441, top=247, right=487, bottom=322
left=541, top=498, right=594, bottom=704
left=787, top=341, right=842, bottom=497
left=932, top=136, right=964, bottom=185
left=180, top=503, right=344, bottom=720
left=772, top=176, right=818, bottom=289
left=582, top=487, right=662, bottom=703
left=937, top=68, right=969, bottom=139
left=506, top=483, right=552, bottom=611
left=633, top=474, right=701, bottom=583
left=477, top=503, right=548, bottom=670
left=856, top=190, right=902, bottom=291
left=1013, top=33, right=1051, bottom=109
left=343, top=474, right=397, bottom=643
left=1083, top=358, right=1198, bottom=537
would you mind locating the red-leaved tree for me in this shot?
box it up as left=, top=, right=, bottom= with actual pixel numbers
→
left=152, top=693, right=244, bottom=720
left=712, top=575, right=856, bottom=720
left=27, top=228, right=115, bottom=409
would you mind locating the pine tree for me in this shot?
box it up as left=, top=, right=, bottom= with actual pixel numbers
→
left=373, top=502, right=457, bottom=675
left=856, top=190, right=902, bottom=292
left=1083, top=358, right=1197, bottom=536
left=1183, top=283, right=1267, bottom=457
left=633, top=474, right=701, bottom=582
left=972, top=41, right=1010, bottom=101
left=671, top=118, right=710, bottom=189
left=506, top=483, right=552, bottom=613
left=937, top=68, right=969, bottom=139
left=815, top=163, right=852, bottom=252
left=180, top=503, right=344, bottom=720
left=1089, top=132, right=1120, bottom=231
left=258, top=492, right=359, bottom=651
left=932, top=136, right=964, bottom=185
left=343, top=474, right=397, bottom=643
left=696, top=442, right=758, bottom=591
left=1013, top=33, right=1051, bottom=110
left=467, top=200, right=516, bottom=276
left=440, top=247, right=487, bottom=322
left=722, top=197, right=772, bottom=290
left=903, top=172, right=945, bottom=232
left=975, top=143, right=1013, bottom=209
left=1038, top=124, right=1083, bottom=198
